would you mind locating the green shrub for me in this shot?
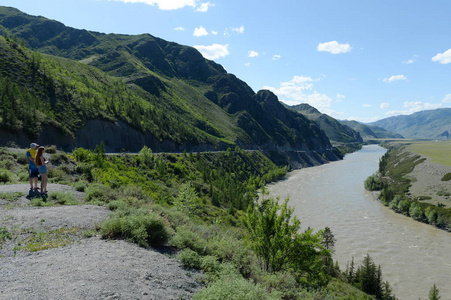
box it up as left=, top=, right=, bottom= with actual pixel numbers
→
left=85, top=183, right=116, bottom=203
left=441, top=173, right=451, bottom=182
left=16, top=155, right=28, bottom=165
left=100, top=214, right=169, bottom=247
left=72, top=148, right=92, bottom=162
left=107, top=200, right=129, bottom=211
left=120, top=185, right=149, bottom=202
left=170, top=225, right=209, bottom=255
left=0, top=155, right=16, bottom=170
left=73, top=181, right=87, bottom=192
left=200, top=255, right=221, bottom=274
left=75, top=163, right=94, bottom=180
left=177, top=248, right=202, bottom=269
left=47, top=167, right=68, bottom=182
left=48, top=191, right=77, bottom=205
left=18, top=171, right=29, bottom=182
left=0, top=168, right=15, bottom=183
left=409, top=202, right=424, bottom=220
left=192, top=264, right=279, bottom=300
left=149, top=205, right=190, bottom=228
left=58, top=164, right=73, bottom=175
left=0, top=227, right=12, bottom=242
left=45, top=145, right=57, bottom=154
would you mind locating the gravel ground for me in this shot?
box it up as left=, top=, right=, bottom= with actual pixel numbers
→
left=0, top=184, right=202, bottom=299
left=407, top=157, right=451, bottom=207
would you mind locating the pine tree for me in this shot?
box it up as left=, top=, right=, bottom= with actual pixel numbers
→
left=428, top=284, right=441, bottom=300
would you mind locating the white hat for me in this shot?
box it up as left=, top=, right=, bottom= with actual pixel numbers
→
left=30, top=143, right=39, bottom=148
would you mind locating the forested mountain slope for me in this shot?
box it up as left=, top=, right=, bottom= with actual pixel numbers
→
left=289, top=103, right=363, bottom=144
left=0, top=6, right=332, bottom=153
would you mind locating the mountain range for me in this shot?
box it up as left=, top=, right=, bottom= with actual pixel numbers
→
left=369, top=108, right=451, bottom=139
left=0, top=6, right=333, bottom=153
left=0, top=6, right=449, bottom=154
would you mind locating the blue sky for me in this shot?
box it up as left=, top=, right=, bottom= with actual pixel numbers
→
left=3, top=0, right=451, bottom=122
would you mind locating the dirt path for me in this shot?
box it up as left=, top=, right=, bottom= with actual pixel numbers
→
left=0, top=184, right=202, bottom=299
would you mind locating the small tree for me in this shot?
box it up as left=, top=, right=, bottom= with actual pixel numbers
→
left=244, top=197, right=331, bottom=286
left=174, top=182, right=200, bottom=216
left=244, top=197, right=300, bottom=273
left=428, top=284, right=440, bottom=300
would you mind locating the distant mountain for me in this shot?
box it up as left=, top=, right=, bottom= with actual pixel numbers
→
left=289, top=103, right=363, bottom=144
left=0, top=6, right=333, bottom=153
left=369, top=108, right=451, bottom=139
left=340, top=120, right=404, bottom=140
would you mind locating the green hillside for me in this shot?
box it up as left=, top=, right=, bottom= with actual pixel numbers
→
left=0, top=6, right=332, bottom=153
left=340, top=120, right=404, bottom=140
left=370, top=108, right=451, bottom=139
left=289, top=103, right=363, bottom=144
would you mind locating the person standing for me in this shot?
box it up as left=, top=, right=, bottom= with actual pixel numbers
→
left=35, top=146, right=49, bottom=194
left=26, top=143, right=39, bottom=191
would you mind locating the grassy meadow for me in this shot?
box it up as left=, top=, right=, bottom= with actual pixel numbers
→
left=404, top=140, right=451, bottom=167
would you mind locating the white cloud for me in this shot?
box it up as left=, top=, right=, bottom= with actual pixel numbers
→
left=211, top=30, right=218, bottom=35
left=272, top=54, right=281, bottom=60
left=248, top=50, right=259, bottom=58
left=193, top=44, right=229, bottom=60
left=362, top=104, right=372, bottom=108
left=263, top=76, right=334, bottom=114
left=245, top=62, right=251, bottom=67
left=317, top=41, right=352, bottom=54
left=443, top=94, right=451, bottom=103
left=174, top=27, right=185, bottom=31
left=232, top=26, right=244, bottom=34
left=432, top=49, right=451, bottom=64
left=402, top=55, right=417, bottom=64
left=193, top=26, right=208, bottom=37
left=336, top=94, right=345, bottom=102
left=383, top=75, right=407, bottom=83
left=380, top=102, right=391, bottom=109
left=196, top=2, right=214, bottom=12
left=109, top=0, right=196, bottom=10
left=224, top=26, right=245, bottom=36
left=386, top=101, right=443, bottom=116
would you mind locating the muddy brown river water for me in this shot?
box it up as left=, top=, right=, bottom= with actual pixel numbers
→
left=267, top=145, right=451, bottom=299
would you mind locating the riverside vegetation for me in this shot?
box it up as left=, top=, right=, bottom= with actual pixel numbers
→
left=0, top=145, right=414, bottom=299
left=365, top=142, right=451, bottom=231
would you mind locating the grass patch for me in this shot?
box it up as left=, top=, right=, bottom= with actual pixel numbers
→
left=48, top=191, right=79, bottom=205
left=0, top=227, right=12, bottom=243
left=406, top=141, right=451, bottom=166
left=31, top=197, right=53, bottom=207
left=0, top=192, right=24, bottom=202
left=12, top=227, right=83, bottom=252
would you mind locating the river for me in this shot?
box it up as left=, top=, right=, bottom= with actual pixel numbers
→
left=267, top=145, right=451, bottom=300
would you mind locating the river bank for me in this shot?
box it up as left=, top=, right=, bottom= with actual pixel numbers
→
left=267, top=145, right=451, bottom=299
left=368, top=143, right=451, bottom=231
